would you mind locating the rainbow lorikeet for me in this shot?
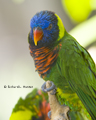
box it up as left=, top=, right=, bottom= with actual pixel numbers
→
left=28, top=11, right=96, bottom=120
left=10, top=88, right=50, bottom=120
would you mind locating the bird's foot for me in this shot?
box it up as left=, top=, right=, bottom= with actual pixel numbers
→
left=48, top=111, right=51, bottom=119
left=41, top=81, right=57, bottom=95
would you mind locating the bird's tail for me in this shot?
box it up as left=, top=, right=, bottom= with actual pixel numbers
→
left=77, top=88, right=96, bottom=120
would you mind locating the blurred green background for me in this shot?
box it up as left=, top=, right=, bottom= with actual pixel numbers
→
left=0, top=0, right=96, bottom=120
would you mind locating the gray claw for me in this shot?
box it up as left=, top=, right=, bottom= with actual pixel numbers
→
left=50, top=89, right=57, bottom=95
left=48, top=111, right=51, bottom=119
left=41, top=82, right=47, bottom=92
left=41, top=81, right=57, bottom=95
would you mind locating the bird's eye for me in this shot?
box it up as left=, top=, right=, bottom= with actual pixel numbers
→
left=47, top=24, right=52, bottom=30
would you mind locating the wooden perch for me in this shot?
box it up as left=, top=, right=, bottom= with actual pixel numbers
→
left=46, top=80, right=70, bottom=120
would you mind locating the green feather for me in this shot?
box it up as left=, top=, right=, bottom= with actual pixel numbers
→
left=44, top=30, right=96, bottom=120
left=28, top=11, right=96, bottom=120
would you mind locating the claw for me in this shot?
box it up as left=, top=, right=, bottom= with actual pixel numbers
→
left=41, top=81, right=57, bottom=95
left=41, top=82, right=47, bottom=92
left=50, top=89, right=56, bottom=95
left=48, top=111, right=51, bottom=119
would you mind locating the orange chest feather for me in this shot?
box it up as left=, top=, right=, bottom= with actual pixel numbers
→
left=29, top=44, right=62, bottom=78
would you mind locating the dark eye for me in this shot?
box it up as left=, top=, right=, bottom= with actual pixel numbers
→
left=47, top=24, right=52, bottom=30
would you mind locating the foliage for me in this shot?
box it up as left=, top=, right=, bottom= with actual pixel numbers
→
left=61, top=0, right=96, bottom=23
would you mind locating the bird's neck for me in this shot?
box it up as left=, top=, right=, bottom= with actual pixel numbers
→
left=29, top=43, right=62, bottom=78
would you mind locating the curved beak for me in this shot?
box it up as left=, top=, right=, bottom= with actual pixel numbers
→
left=33, top=27, right=43, bottom=46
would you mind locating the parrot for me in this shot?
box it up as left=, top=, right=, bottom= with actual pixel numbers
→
left=28, top=10, right=96, bottom=120
left=9, top=88, right=50, bottom=120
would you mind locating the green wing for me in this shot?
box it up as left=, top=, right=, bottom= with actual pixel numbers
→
left=9, top=88, right=50, bottom=120
left=60, top=34, right=96, bottom=119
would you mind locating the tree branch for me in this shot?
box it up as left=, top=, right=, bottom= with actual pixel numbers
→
left=46, top=80, right=70, bottom=120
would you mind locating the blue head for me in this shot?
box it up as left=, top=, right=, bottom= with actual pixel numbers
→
left=28, top=10, right=65, bottom=47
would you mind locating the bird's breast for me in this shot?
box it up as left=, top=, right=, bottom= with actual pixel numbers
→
left=29, top=44, right=62, bottom=78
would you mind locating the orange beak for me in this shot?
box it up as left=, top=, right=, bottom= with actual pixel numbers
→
left=33, top=27, right=43, bottom=46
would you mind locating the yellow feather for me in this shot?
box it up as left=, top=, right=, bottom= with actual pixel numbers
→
left=9, top=108, right=33, bottom=120
left=55, top=14, right=65, bottom=41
